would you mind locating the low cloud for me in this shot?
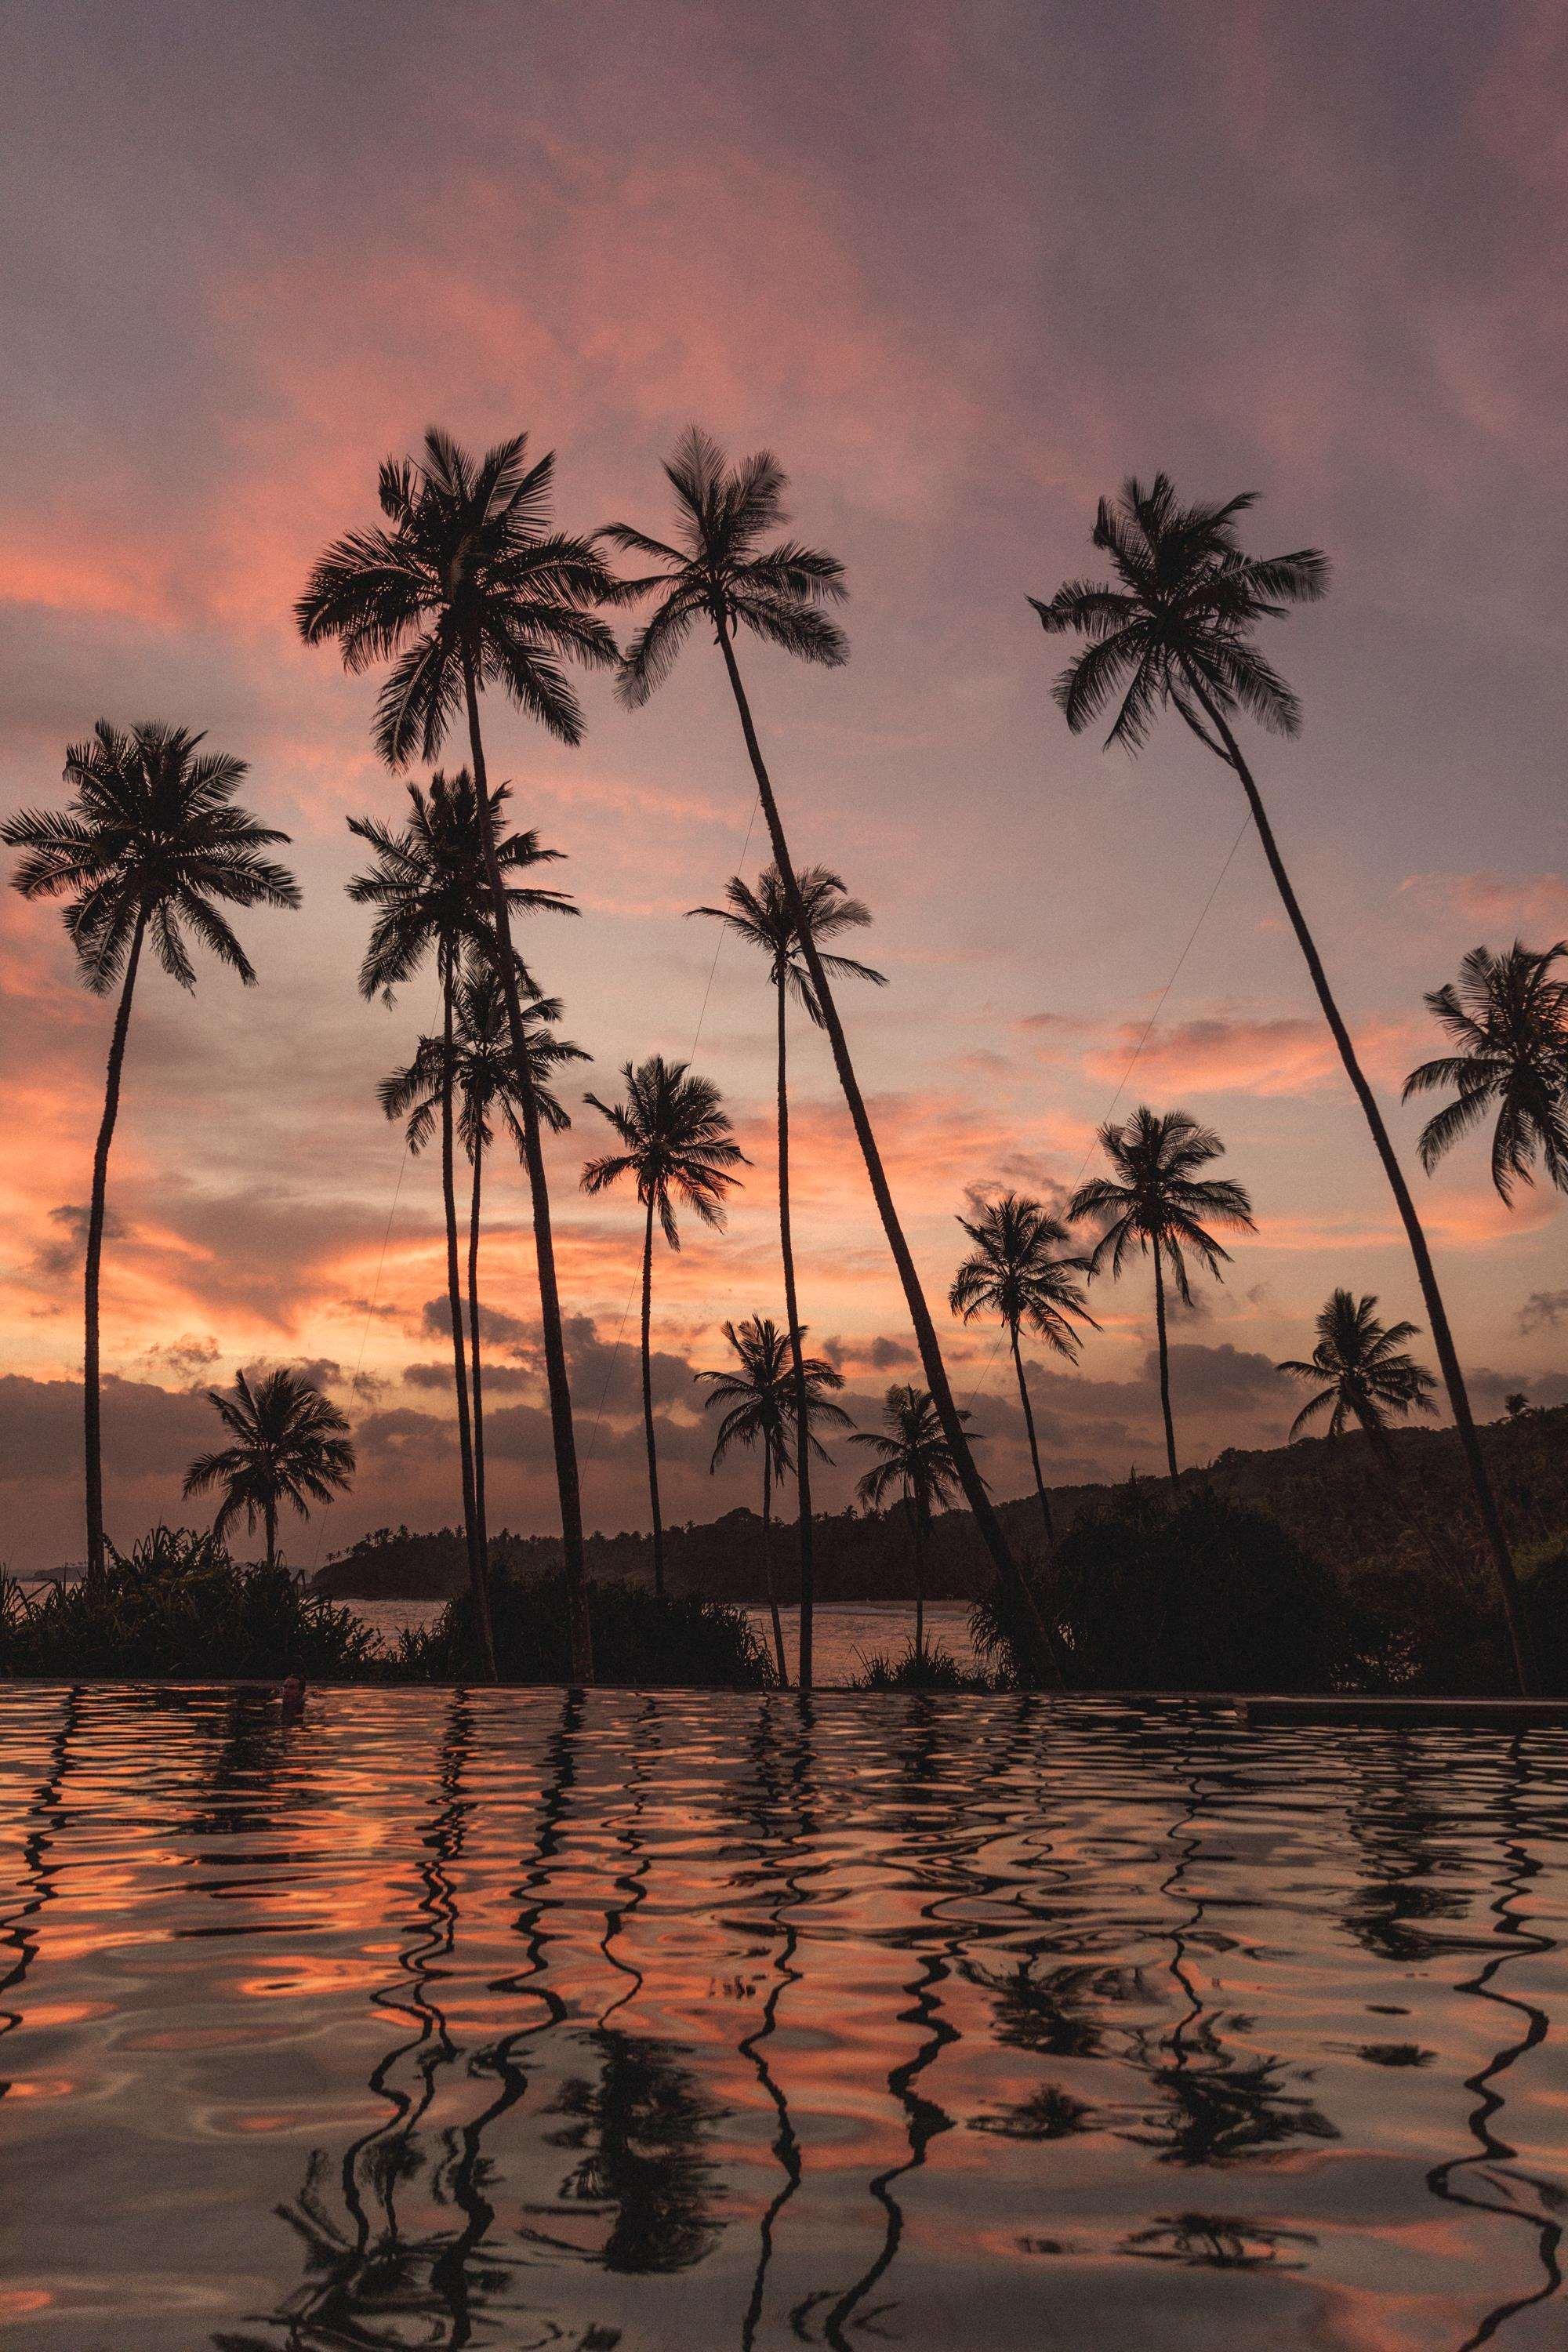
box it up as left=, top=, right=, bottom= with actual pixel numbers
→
left=1520, top=1290, right=1568, bottom=1334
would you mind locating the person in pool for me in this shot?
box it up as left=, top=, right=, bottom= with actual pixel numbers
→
left=279, top=1674, right=307, bottom=1720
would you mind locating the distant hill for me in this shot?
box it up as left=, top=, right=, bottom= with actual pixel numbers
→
left=314, top=1402, right=1568, bottom=1604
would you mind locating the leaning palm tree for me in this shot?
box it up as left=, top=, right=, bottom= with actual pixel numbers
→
left=183, top=1367, right=355, bottom=1570
left=2, top=722, right=299, bottom=1588
left=949, top=1192, right=1098, bottom=1548
left=1067, top=1109, right=1255, bottom=1483
left=1403, top=941, right=1568, bottom=1202
left=581, top=1058, right=747, bottom=1600
left=851, top=1385, right=973, bottom=1667
left=688, top=863, right=884, bottom=1686
left=298, top=426, right=619, bottom=1682
left=606, top=432, right=1057, bottom=1686
left=1278, top=1290, right=1438, bottom=1465
left=1032, top=472, right=1537, bottom=1691
left=695, top=1314, right=851, bottom=1686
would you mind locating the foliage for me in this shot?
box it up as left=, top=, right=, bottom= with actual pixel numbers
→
left=1277, top=1289, right=1437, bottom=1447
left=1402, top=939, right=1568, bottom=1200
left=696, top=1316, right=849, bottom=1477
left=851, top=1384, right=971, bottom=1515
left=581, top=1054, right=746, bottom=1243
left=183, top=1369, right=355, bottom=1562
left=687, top=863, right=884, bottom=1018
left=950, top=1191, right=1096, bottom=1358
left=848, top=1642, right=995, bottom=1693
left=387, top=1566, right=775, bottom=1688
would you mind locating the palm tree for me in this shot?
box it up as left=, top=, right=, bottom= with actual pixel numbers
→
left=298, top=426, right=619, bottom=1682
left=851, top=1385, right=973, bottom=1666
left=1067, top=1109, right=1255, bottom=1483
left=1403, top=941, right=1568, bottom=1201
left=581, top=1058, right=747, bottom=1600
left=688, top=863, right=884, bottom=1686
left=695, top=1314, right=851, bottom=1686
left=605, top=431, right=1058, bottom=1687
left=183, top=1367, right=355, bottom=1569
left=1032, top=470, right=1537, bottom=1692
left=1278, top=1290, right=1438, bottom=1463
left=949, top=1192, right=1098, bottom=1548
left=2, top=722, right=299, bottom=1588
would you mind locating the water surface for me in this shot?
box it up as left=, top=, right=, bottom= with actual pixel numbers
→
left=3, top=1686, right=1566, bottom=2349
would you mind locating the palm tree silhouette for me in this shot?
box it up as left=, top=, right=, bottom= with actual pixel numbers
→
left=1402, top=941, right=1568, bottom=1202
left=1068, top=1108, right=1254, bottom=1482
left=2, top=721, right=298, bottom=1588
left=605, top=432, right=1056, bottom=1687
left=183, top=1367, right=354, bottom=1569
left=1032, top=471, right=1537, bottom=1690
left=851, top=1383, right=974, bottom=1665
left=298, top=426, right=618, bottom=1682
left=695, top=1313, right=851, bottom=1685
left=581, top=1058, right=747, bottom=1600
left=688, top=863, right=884, bottom=1686
left=949, top=1191, right=1098, bottom=1550
left=1278, top=1289, right=1438, bottom=1465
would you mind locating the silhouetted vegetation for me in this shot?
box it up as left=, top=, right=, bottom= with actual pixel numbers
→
left=387, top=1563, right=774, bottom=1688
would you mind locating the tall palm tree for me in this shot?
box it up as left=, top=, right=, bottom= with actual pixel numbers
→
left=2, top=722, right=299, bottom=1588
left=1278, top=1290, right=1438, bottom=1462
left=1403, top=941, right=1568, bottom=1202
left=348, top=770, right=575, bottom=1660
left=688, top=863, right=884, bottom=1686
left=298, top=426, right=619, bottom=1682
left=949, top=1192, right=1098, bottom=1549
left=581, top=1058, right=747, bottom=1600
left=695, top=1314, right=851, bottom=1686
left=1067, top=1108, right=1255, bottom=1483
left=183, top=1367, right=355, bottom=1570
left=605, top=431, right=1058, bottom=1687
left=1032, top=471, right=1538, bottom=1692
left=851, top=1384, right=973, bottom=1666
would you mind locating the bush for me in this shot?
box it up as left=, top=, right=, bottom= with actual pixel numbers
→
left=0, top=1526, right=380, bottom=1681
left=848, top=1642, right=996, bottom=1693
left=390, top=1566, right=775, bottom=1688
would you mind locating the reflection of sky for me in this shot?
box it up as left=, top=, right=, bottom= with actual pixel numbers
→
left=2, top=3, right=1565, bottom=1563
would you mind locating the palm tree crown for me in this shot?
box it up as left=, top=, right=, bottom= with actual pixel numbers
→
left=2, top=720, right=299, bottom=990
left=602, top=427, right=848, bottom=705
left=1029, top=473, right=1327, bottom=754
left=696, top=1316, right=850, bottom=1473
left=950, top=1192, right=1097, bottom=1356
left=1402, top=941, right=1568, bottom=1201
left=581, top=1056, right=747, bottom=1243
left=183, top=1367, right=355, bottom=1561
left=1278, top=1290, right=1439, bottom=1446
left=296, top=427, right=619, bottom=763
left=380, top=975, right=583, bottom=1152
left=1067, top=1108, right=1255, bottom=1302
left=851, top=1385, right=974, bottom=1516
left=688, top=862, right=884, bottom=1013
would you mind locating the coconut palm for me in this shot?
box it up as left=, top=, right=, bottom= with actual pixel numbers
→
left=1403, top=941, right=1568, bottom=1202
left=298, top=426, right=619, bottom=1682
left=183, top=1368, right=355, bottom=1570
left=605, top=432, right=1057, bottom=1687
left=1032, top=471, right=1537, bottom=1692
left=851, top=1385, right=974, bottom=1666
left=1278, top=1290, right=1438, bottom=1462
left=695, top=1314, right=851, bottom=1686
left=581, top=1058, right=747, bottom=1600
left=688, top=863, right=884, bottom=1686
left=949, top=1192, right=1098, bottom=1548
left=2, top=722, right=299, bottom=1587
left=1067, top=1109, right=1255, bottom=1483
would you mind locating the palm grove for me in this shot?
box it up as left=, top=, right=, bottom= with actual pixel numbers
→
left=6, top=438, right=1567, bottom=1691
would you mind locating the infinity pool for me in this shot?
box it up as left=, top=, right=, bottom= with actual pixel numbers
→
left=2, top=1686, right=1565, bottom=2350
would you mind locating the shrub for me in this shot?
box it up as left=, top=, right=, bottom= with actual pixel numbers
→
left=389, top=1566, right=774, bottom=1688
left=848, top=1642, right=995, bottom=1693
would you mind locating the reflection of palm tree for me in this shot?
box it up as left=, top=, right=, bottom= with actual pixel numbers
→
left=1123, top=2211, right=1315, bottom=2270
left=0, top=1687, right=81, bottom=2097
left=546, top=2025, right=726, bottom=2273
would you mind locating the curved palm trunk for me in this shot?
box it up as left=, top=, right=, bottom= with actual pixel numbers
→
left=761, top=1450, right=788, bottom=1687
left=1185, top=670, right=1535, bottom=1695
left=714, top=624, right=1062, bottom=1689
left=1152, top=1240, right=1180, bottom=1483
left=461, top=645, right=592, bottom=1684
left=640, top=1198, right=666, bottom=1602
left=441, top=974, right=495, bottom=1680
left=775, top=976, right=817, bottom=1687
left=466, top=1129, right=489, bottom=1583
left=1010, top=1323, right=1055, bottom=1548
left=82, top=909, right=147, bottom=1589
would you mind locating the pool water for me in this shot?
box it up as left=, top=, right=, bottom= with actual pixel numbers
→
left=2, top=1686, right=1566, bottom=2350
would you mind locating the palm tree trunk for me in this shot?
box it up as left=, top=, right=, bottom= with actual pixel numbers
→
left=641, top=1197, right=666, bottom=1602
left=713, top=621, right=1061, bottom=1689
left=775, top=975, right=817, bottom=1687
left=82, top=908, right=147, bottom=1590
left=460, top=642, right=593, bottom=1684
left=1152, top=1241, right=1180, bottom=1482
left=1183, top=668, right=1536, bottom=1695
left=1010, top=1323, right=1055, bottom=1548
left=441, top=971, right=495, bottom=1680
left=264, top=1497, right=278, bottom=1573
left=912, top=1494, right=927, bottom=1668
left=466, top=1128, right=489, bottom=1587
left=762, top=1451, right=787, bottom=1687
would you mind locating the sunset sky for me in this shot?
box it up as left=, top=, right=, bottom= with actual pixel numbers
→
left=2, top=0, right=1565, bottom=1571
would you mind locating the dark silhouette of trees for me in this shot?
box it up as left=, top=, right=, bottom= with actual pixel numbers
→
left=1403, top=940, right=1568, bottom=1201
left=1278, top=1289, right=1438, bottom=1461
left=851, top=1384, right=973, bottom=1664
left=183, top=1367, right=354, bottom=1568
